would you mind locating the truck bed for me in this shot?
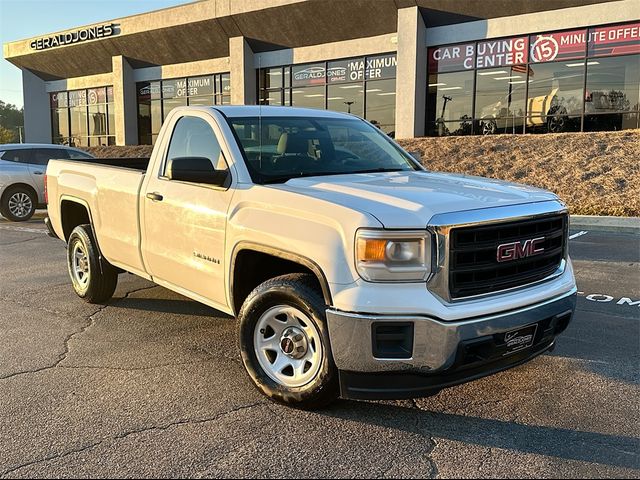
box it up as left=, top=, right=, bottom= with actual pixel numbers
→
left=75, top=157, right=150, bottom=171
left=46, top=158, right=148, bottom=275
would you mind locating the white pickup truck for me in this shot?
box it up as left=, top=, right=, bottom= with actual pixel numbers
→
left=45, top=106, right=577, bottom=408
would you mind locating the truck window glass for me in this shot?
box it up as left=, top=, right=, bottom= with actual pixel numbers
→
left=227, top=116, right=417, bottom=183
left=165, top=116, right=229, bottom=176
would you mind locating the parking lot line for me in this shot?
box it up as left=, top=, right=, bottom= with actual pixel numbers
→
left=569, top=231, right=588, bottom=240
left=0, top=225, right=47, bottom=234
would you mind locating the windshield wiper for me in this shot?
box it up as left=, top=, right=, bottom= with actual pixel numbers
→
left=348, top=168, right=407, bottom=174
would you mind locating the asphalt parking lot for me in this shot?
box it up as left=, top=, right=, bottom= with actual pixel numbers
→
left=0, top=213, right=638, bottom=478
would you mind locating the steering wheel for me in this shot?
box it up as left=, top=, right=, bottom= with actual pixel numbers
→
left=333, top=151, right=361, bottom=168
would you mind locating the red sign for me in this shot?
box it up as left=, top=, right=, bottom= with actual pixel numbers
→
left=588, top=22, right=640, bottom=57
left=476, top=36, right=528, bottom=68
left=530, top=29, right=587, bottom=63
left=428, top=43, right=475, bottom=72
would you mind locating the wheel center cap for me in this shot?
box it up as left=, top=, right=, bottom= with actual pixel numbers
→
left=280, top=326, right=308, bottom=359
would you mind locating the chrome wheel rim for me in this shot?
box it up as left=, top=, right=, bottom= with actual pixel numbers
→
left=71, top=240, right=90, bottom=289
left=254, top=305, right=323, bottom=388
left=8, top=192, right=33, bottom=218
left=482, top=120, right=495, bottom=135
left=548, top=116, right=565, bottom=133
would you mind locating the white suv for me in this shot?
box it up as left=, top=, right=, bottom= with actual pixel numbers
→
left=0, top=144, right=93, bottom=221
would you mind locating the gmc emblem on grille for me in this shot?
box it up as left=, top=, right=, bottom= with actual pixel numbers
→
left=497, top=237, right=545, bottom=263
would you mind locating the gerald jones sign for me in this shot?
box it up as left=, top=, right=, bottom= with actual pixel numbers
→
left=30, top=23, right=118, bottom=50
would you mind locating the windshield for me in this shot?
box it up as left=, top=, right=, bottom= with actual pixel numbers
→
left=227, top=116, right=419, bottom=184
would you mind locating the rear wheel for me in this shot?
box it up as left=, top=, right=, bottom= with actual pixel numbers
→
left=0, top=185, right=36, bottom=222
left=238, top=273, right=339, bottom=409
left=67, top=224, right=118, bottom=304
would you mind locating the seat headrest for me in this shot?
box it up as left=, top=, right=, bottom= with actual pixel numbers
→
left=276, top=132, right=309, bottom=155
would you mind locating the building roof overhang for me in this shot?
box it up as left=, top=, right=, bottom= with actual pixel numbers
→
left=3, top=0, right=618, bottom=80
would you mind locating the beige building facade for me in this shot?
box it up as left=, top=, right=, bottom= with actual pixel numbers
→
left=3, top=0, right=639, bottom=145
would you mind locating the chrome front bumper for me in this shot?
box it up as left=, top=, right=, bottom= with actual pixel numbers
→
left=326, top=287, right=577, bottom=374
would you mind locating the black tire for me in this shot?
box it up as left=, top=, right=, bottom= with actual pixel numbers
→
left=67, top=224, right=118, bottom=304
left=0, top=185, right=36, bottom=222
left=238, top=273, right=339, bottom=409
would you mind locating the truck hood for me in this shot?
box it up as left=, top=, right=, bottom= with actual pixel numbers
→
left=273, top=171, right=559, bottom=228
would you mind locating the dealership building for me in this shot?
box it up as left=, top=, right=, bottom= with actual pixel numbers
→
left=3, top=0, right=639, bottom=146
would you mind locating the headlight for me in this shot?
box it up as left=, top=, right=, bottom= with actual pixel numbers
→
left=355, top=230, right=431, bottom=282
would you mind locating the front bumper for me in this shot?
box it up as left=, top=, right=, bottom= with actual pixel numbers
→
left=326, top=288, right=577, bottom=400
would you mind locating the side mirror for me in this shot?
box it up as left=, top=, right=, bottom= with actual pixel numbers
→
left=166, top=156, right=228, bottom=186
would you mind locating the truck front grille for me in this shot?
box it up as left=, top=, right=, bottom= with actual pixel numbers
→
left=448, top=214, right=567, bottom=299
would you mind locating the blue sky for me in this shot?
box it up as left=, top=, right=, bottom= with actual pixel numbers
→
left=0, top=0, right=192, bottom=108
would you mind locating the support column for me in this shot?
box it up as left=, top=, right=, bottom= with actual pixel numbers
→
left=395, top=6, right=427, bottom=139
left=22, top=69, right=51, bottom=143
left=112, top=55, right=138, bottom=145
left=229, top=36, right=256, bottom=105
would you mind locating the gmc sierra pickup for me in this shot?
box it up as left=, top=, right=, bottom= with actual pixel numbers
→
left=45, top=106, right=577, bottom=408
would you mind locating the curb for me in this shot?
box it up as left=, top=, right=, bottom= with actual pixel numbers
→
left=570, top=215, right=640, bottom=234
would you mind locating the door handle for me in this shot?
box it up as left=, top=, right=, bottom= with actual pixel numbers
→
left=33, top=171, right=44, bottom=175
left=146, top=192, right=163, bottom=202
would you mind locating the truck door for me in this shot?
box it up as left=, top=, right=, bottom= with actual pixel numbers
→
left=141, top=113, right=234, bottom=308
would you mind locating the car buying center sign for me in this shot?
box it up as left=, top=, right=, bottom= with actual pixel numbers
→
left=428, top=22, right=639, bottom=72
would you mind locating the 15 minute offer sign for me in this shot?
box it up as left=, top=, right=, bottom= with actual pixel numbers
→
left=428, top=22, right=639, bottom=73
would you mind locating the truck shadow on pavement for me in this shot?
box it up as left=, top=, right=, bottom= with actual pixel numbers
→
left=107, top=294, right=234, bottom=319
left=322, top=401, right=640, bottom=470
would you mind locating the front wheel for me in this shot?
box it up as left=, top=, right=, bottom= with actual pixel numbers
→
left=238, top=273, right=339, bottom=409
left=67, top=224, right=118, bottom=304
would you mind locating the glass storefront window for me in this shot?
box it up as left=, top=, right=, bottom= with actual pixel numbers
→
left=136, top=73, right=231, bottom=144
left=525, top=115, right=582, bottom=134
left=427, top=71, right=474, bottom=135
left=51, top=109, right=68, bottom=144
left=327, top=82, right=363, bottom=115
left=260, top=67, right=283, bottom=90
left=427, top=22, right=640, bottom=136
left=219, top=73, right=231, bottom=104
left=475, top=66, right=527, bottom=134
left=69, top=106, right=88, bottom=147
left=88, top=104, right=107, bottom=136
left=50, top=87, right=114, bottom=145
left=107, top=106, right=115, bottom=138
left=291, top=85, right=325, bottom=109
left=585, top=54, right=640, bottom=114
left=162, top=96, right=187, bottom=120
left=259, top=54, right=397, bottom=135
left=260, top=89, right=283, bottom=105
left=292, top=63, right=326, bottom=88
left=526, top=61, right=584, bottom=118
left=365, top=78, right=395, bottom=135
left=188, top=96, right=214, bottom=106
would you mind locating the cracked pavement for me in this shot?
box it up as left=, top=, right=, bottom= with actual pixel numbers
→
left=0, top=213, right=638, bottom=478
